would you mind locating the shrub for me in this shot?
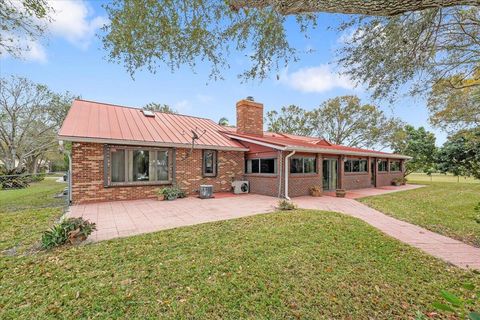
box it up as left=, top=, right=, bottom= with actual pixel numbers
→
left=277, top=199, right=297, bottom=211
left=158, top=186, right=184, bottom=200
left=392, top=177, right=407, bottom=186
left=41, top=217, right=96, bottom=249
left=0, top=175, right=30, bottom=189
left=28, top=173, right=45, bottom=183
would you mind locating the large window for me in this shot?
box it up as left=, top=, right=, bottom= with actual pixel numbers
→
left=344, top=159, right=368, bottom=173
left=378, top=160, right=388, bottom=172
left=290, top=157, right=316, bottom=174
left=245, top=158, right=277, bottom=174
left=203, top=150, right=217, bottom=177
left=390, top=160, right=401, bottom=172
left=109, top=147, right=171, bottom=185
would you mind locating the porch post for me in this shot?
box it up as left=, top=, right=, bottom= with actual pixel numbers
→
left=338, top=155, right=344, bottom=189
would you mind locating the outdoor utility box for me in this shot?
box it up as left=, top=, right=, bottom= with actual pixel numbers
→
left=199, top=185, right=213, bottom=199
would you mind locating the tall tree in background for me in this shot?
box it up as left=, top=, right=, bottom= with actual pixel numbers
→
left=308, top=96, right=404, bottom=149
left=0, top=76, right=75, bottom=174
left=437, top=128, right=480, bottom=179
left=337, top=6, right=479, bottom=101
left=103, top=1, right=478, bottom=101
left=427, top=71, right=480, bottom=133
left=143, top=103, right=177, bottom=114
left=266, top=105, right=312, bottom=136
left=390, top=125, right=437, bottom=176
left=0, top=0, right=52, bottom=57
left=218, top=117, right=229, bottom=126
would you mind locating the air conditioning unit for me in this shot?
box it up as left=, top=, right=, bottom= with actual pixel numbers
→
left=199, top=185, right=213, bottom=199
left=232, top=181, right=249, bottom=194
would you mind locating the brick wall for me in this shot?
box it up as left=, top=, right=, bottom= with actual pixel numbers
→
left=71, top=142, right=244, bottom=204
left=376, top=171, right=404, bottom=187
left=236, top=99, right=263, bottom=136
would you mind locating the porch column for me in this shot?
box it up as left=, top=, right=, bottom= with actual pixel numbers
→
left=338, top=155, right=344, bottom=189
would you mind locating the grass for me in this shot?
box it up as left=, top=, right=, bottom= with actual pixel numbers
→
left=0, top=178, right=66, bottom=253
left=1, top=209, right=480, bottom=318
left=1, top=179, right=479, bottom=318
left=360, top=181, right=480, bottom=247
left=407, top=173, right=480, bottom=184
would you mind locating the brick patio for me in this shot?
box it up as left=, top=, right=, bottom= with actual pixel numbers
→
left=67, top=185, right=480, bottom=270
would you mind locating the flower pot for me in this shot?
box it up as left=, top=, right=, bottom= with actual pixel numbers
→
left=392, top=182, right=401, bottom=186
left=157, top=194, right=165, bottom=201
left=335, top=189, right=346, bottom=198
left=310, top=190, right=322, bottom=197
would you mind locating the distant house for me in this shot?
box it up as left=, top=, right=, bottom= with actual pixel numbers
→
left=58, top=98, right=409, bottom=204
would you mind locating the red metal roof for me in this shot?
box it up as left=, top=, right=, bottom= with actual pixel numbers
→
left=58, top=99, right=247, bottom=150
left=223, top=131, right=410, bottom=159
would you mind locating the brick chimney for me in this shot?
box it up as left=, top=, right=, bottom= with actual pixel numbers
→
left=236, top=97, right=264, bottom=136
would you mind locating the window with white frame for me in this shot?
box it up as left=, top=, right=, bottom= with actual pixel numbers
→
left=109, top=147, right=171, bottom=184
left=203, top=150, right=217, bottom=177
left=245, top=158, right=277, bottom=174
left=344, top=159, right=368, bottom=173
left=390, top=160, right=401, bottom=172
left=290, top=156, right=317, bottom=174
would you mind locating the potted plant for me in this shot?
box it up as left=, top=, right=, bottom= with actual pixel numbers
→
left=335, top=189, right=346, bottom=198
left=392, top=177, right=406, bottom=186
left=309, top=185, right=322, bottom=197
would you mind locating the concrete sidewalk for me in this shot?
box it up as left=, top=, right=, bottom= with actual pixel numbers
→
left=294, top=196, right=480, bottom=270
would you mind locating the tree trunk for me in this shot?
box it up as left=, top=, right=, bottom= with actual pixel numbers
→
left=231, top=0, right=480, bottom=16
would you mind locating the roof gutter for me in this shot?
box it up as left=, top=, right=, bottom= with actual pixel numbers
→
left=57, top=135, right=249, bottom=152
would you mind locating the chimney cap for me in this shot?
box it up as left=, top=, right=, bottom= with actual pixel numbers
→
left=246, top=96, right=254, bottom=101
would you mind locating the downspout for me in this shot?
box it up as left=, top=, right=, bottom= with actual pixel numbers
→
left=284, top=150, right=296, bottom=200
left=277, top=150, right=282, bottom=198
left=68, top=152, right=72, bottom=204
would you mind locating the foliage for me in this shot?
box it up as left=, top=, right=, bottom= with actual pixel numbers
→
left=432, top=284, right=479, bottom=320
left=428, top=71, right=480, bottom=133
left=158, top=186, right=184, bottom=200
left=0, top=0, right=52, bottom=58
left=337, top=7, right=480, bottom=101
left=41, top=217, right=96, bottom=250
left=437, top=129, right=480, bottom=179
left=391, top=125, right=437, bottom=176
left=2, top=209, right=480, bottom=318
left=277, top=199, right=297, bottom=210
left=392, top=177, right=407, bottom=185
left=0, top=76, right=76, bottom=174
left=266, top=105, right=312, bottom=136
left=308, top=96, right=404, bottom=149
left=360, top=181, right=480, bottom=247
left=143, top=102, right=177, bottom=114
left=218, top=117, right=229, bottom=126
left=102, top=0, right=477, bottom=104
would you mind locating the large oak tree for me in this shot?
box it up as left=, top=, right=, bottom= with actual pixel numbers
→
left=103, top=1, right=479, bottom=101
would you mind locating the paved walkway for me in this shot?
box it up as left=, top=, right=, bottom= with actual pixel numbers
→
left=68, top=185, right=480, bottom=270
left=293, top=196, right=480, bottom=270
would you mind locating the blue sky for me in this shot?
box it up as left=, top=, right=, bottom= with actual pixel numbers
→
left=1, top=0, right=446, bottom=146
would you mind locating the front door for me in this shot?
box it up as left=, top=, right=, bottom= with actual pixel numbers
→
left=322, top=159, right=338, bottom=191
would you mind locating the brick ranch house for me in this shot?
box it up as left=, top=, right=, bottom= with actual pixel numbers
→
left=58, top=98, right=410, bottom=204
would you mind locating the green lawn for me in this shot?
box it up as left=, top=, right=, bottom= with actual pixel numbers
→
left=361, top=181, right=480, bottom=247
left=407, top=173, right=480, bottom=184
left=0, top=178, right=66, bottom=253
left=1, top=179, right=479, bottom=318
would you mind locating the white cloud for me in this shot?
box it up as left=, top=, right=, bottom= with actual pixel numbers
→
left=1, top=0, right=107, bottom=62
left=174, top=100, right=191, bottom=113
left=48, top=0, right=108, bottom=49
left=280, top=64, right=356, bottom=93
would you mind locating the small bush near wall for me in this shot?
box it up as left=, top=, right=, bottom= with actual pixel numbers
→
left=475, top=203, right=480, bottom=224
left=41, top=218, right=96, bottom=249
left=277, top=199, right=297, bottom=211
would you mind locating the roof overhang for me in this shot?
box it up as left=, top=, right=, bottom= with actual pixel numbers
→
left=224, top=134, right=412, bottom=160
left=58, top=135, right=250, bottom=152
